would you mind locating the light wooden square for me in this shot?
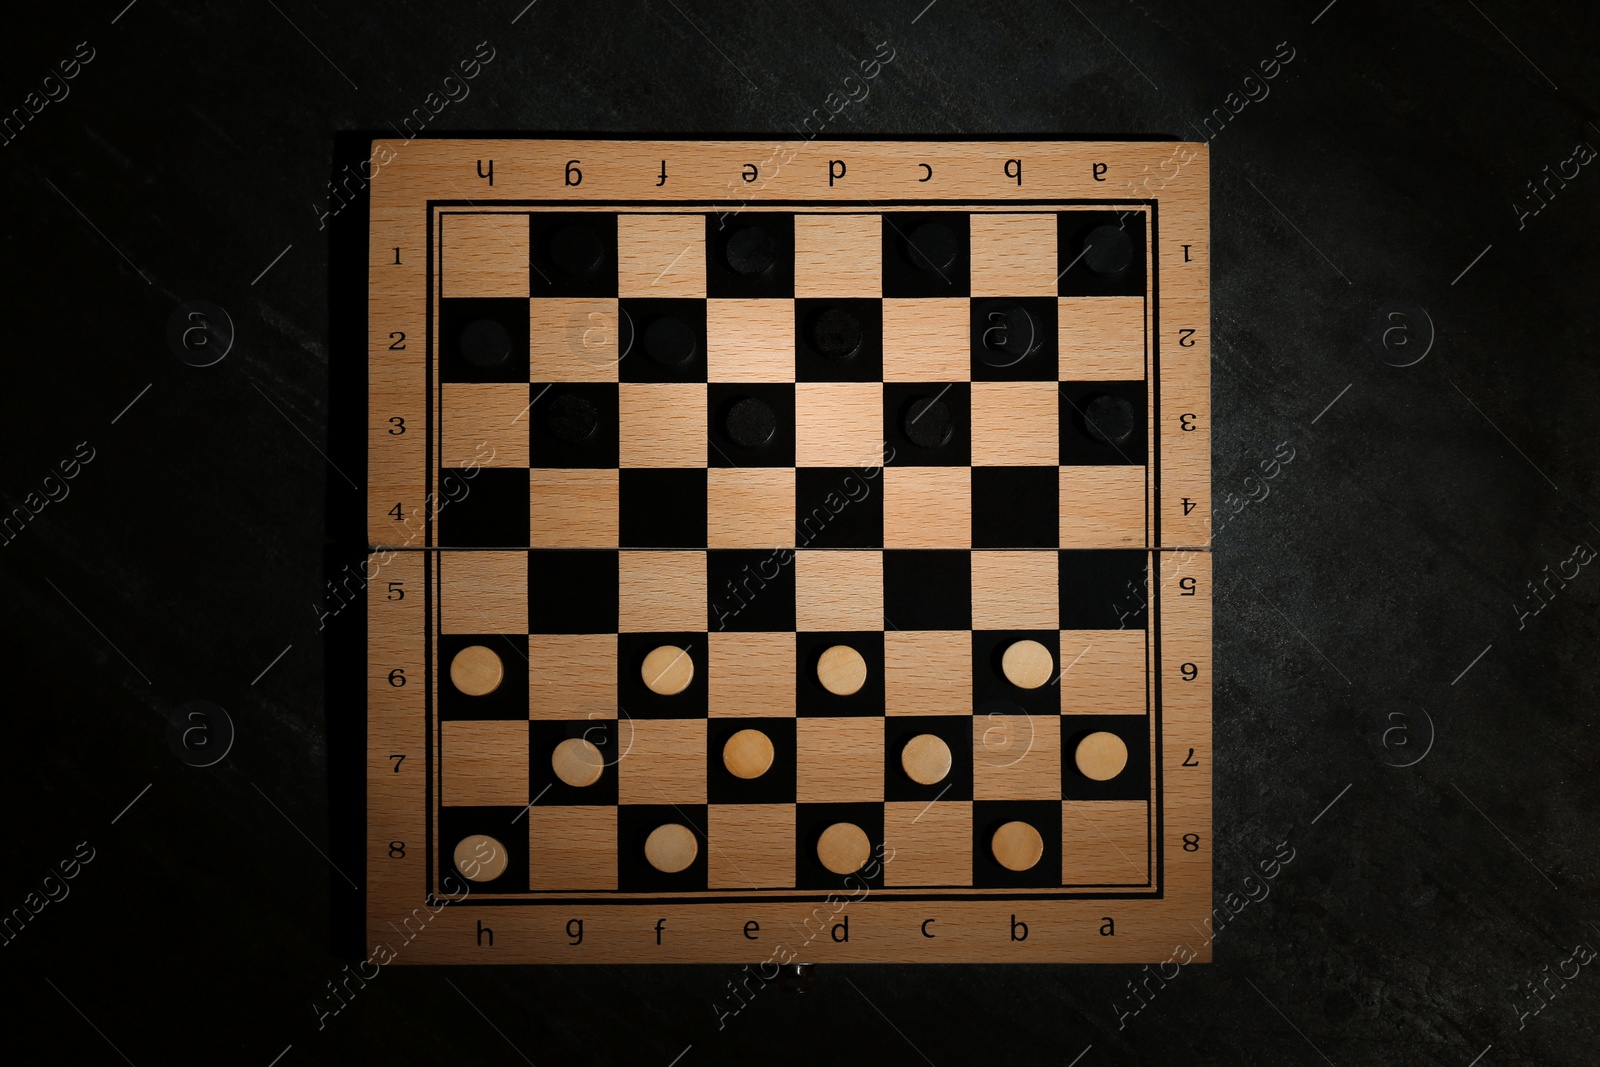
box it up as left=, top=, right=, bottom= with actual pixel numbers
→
left=530, top=469, right=617, bottom=548
left=973, top=713, right=1059, bottom=800
left=707, top=299, right=794, bottom=382
left=617, top=213, right=705, bottom=298
left=882, top=298, right=970, bottom=381
left=531, top=298, right=619, bottom=382
left=1059, top=297, right=1145, bottom=381
left=796, top=550, right=882, bottom=631
left=970, top=381, right=1057, bottom=465
left=708, top=631, right=795, bottom=716
left=529, top=806, right=617, bottom=890
left=795, top=214, right=880, bottom=297
left=529, top=634, right=617, bottom=720
left=441, top=384, right=529, bottom=467
left=439, top=551, right=526, bottom=634
left=797, top=717, right=882, bottom=802
left=1061, top=800, right=1149, bottom=884
left=1060, top=466, right=1146, bottom=548
left=708, top=468, right=795, bottom=548
left=618, top=551, right=706, bottom=632
left=794, top=383, right=882, bottom=467
left=970, top=214, right=1057, bottom=297
left=618, top=718, right=706, bottom=804
left=882, top=467, right=969, bottom=549
left=441, top=212, right=528, bottom=298
left=1060, top=629, right=1147, bottom=715
left=441, top=721, right=529, bottom=807
left=885, top=631, right=971, bottom=716
left=971, top=551, right=1058, bottom=630
left=884, top=801, right=972, bottom=887
left=709, top=804, right=795, bottom=888
left=620, top=383, right=706, bottom=468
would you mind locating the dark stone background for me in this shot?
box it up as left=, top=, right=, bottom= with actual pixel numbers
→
left=2, top=1, right=1596, bottom=1064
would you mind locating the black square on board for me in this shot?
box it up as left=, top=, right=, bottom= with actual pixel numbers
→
left=969, top=297, right=1058, bottom=381
left=795, top=468, right=883, bottom=548
left=972, top=800, right=1062, bottom=888
left=709, top=549, right=796, bottom=632
left=882, top=550, right=971, bottom=630
left=796, top=802, right=886, bottom=890
left=1059, top=381, right=1146, bottom=465
left=795, top=299, right=883, bottom=381
left=528, top=549, right=619, bottom=633
left=706, top=213, right=795, bottom=298
left=438, top=633, right=530, bottom=720
left=530, top=211, right=618, bottom=298
left=707, top=718, right=797, bottom=804
left=883, top=382, right=971, bottom=466
left=620, top=469, right=707, bottom=548
left=1061, top=716, right=1150, bottom=801
left=530, top=383, right=619, bottom=468
left=885, top=716, right=973, bottom=802
left=708, top=383, right=796, bottom=467
left=619, top=804, right=709, bottom=891
left=440, top=297, right=530, bottom=383
left=437, top=467, right=529, bottom=547
left=972, top=466, right=1059, bottom=548
left=530, top=720, right=620, bottom=805
left=1058, top=210, right=1146, bottom=297
left=439, top=806, right=530, bottom=893
left=882, top=212, right=970, bottom=297
left=618, top=299, right=708, bottom=383
left=796, top=632, right=885, bottom=717
left=972, top=630, right=1061, bottom=715
left=1059, top=549, right=1147, bottom=630
left=617, top=633, right=708, bottom=718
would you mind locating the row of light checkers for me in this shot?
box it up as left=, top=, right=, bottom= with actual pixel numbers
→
left=441, top=636, right=1143, bottom=891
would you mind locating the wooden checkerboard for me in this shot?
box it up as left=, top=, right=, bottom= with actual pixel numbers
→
left=367, top=138, right=1210, bottom=963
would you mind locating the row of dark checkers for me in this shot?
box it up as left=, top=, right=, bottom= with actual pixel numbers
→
left=444, top=296, right=1140, bottom=386
left=439, top=379, right=1144, bottom=461
left=442, top=209, right=1146, bottom=302
left=441, top=793, right=1146, bottom=893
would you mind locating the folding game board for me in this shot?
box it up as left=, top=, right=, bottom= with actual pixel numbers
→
left=366, top=138, right=1210, bottom=963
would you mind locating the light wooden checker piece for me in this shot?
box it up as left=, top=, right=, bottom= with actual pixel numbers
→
left=365, top=137, right=1212, bottom=966
left=449, top=645, right=503, bottom=697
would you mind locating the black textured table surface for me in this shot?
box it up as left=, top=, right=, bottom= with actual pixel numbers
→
left=3, top=2, right=1597, bottom=1065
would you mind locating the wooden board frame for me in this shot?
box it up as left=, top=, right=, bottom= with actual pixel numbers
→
left=366, top=138, right=1210, bottom=964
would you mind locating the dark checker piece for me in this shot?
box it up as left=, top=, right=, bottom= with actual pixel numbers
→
left=1058, top=211, right=1144, bottom=298
left=809, top=306, right=864, bottom=360
left=643, top=314, right=699, bottom=367
left=725, top=225, right=779, bottom=276
left=1081, top=223, right=1134, bottom=277
left=907, top=221, right=959, bottom=275
left=1082, top=393, right=1137, bottom=444
left=548, top=393, right=599, bottom=443
left=904, top=397, right=954, bottom=448
left=548, top=223, right=606, bottom=278
left=459, top=318, right=512, bottom=367
left=976, top=301, right=1037, bottom=367
left=725, top=397, right=777, bottom=447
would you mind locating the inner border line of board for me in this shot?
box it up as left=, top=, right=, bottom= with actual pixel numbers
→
left=413, top=194, right=1189, bottom=904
